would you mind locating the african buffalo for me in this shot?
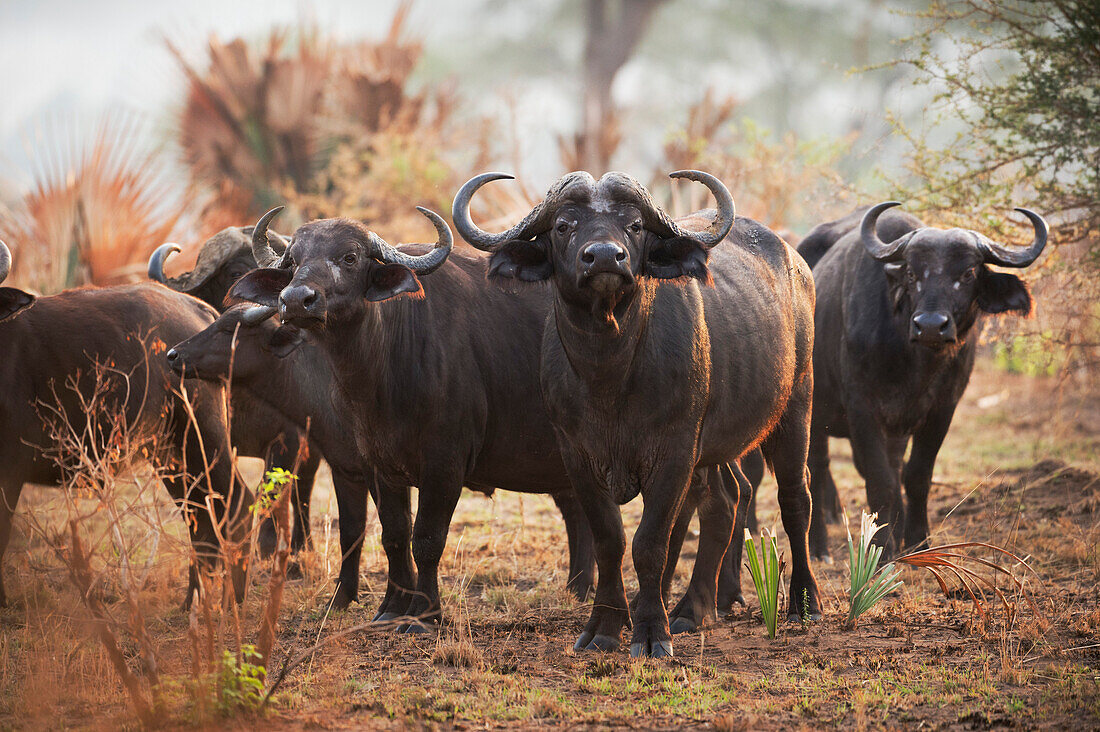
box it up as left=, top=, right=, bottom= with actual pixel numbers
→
left=801, top=202, right=1048, bottom=558
left=166, top=303, right=413, bottom=612
left=0, top=239, right=251, bottom=606
left=452, top=170, right=821, bottom=658
left=149, top=229, right=320, bottom=558
left=228, top=207, right=597, bottom=628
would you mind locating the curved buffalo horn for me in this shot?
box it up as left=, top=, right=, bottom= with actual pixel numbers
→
left=0, top=239, right=11, bottom=284
left=240, top=304, right=279, bottom=326
left=664, top=170, right=736, bottom=248
left=368, top=207, right=453, bottom=275
left=860, top=201, right=911, bottom=261
left=452, top=172, right=569, bottom=252
left=974, top=208, right=1048, bottom=268
left=252, top=206, right=287, bottom=268
left=147, top=243, right=181, bottom=283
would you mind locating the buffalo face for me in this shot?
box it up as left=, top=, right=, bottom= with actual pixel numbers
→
left=861, top=202, right=1046, bottom=350
left=168, top=305, right=304, bottom=381
left=453, top=171, right=735, bottom=325
left=229, top=206, right=453, bottom=331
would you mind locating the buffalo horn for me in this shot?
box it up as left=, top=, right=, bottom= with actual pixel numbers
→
left=368, top=206, right=453, bottom=275
left=241, top=304, right=279, bottom=326
left=452, top=172, right=572, bottom=252
left=974, top=208, right=1048, bottom=268
left=0, top=239, right=10, bottom=284
left=252, top=207, right=287, bottom=268
left=632, top=170, right=736, bottom=249
left=860, top=201, right=912, bottom=261
left=147, top=243, right=181, bottom=283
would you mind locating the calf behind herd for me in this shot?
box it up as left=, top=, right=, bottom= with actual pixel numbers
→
left=0, top=169, right=1047, bottom=658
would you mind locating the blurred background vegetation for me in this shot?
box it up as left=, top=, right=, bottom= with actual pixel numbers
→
left=0, top=0, right=1095, bottom=382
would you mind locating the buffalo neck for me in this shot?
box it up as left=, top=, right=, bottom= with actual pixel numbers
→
left=551, top=282, right=655, bottom=394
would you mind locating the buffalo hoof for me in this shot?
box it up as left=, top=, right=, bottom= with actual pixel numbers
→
left=399, top=621, right=433, bottom=634
left=372, top=611, right=400, bottom=623
left=630, top=639, right=673, bottom=659
left=787, top=612, right=824, bottom=623
left=573, top=631, right=620, bottom=652
left=669, top=616, right=698, bottom=635
left=329, top=590, right=354, bottom=612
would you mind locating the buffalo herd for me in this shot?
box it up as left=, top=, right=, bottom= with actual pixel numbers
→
left=0, top=169, right=1047, bottom=658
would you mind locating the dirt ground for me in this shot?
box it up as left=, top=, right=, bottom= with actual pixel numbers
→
left=1, top=358, right=1099, bottom=730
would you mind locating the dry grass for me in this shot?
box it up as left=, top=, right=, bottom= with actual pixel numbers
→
left=2, top=359, right=1099, bottom=728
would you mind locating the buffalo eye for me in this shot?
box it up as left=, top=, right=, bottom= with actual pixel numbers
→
left=627, top=220, right=643, bottom=234
left=342, top=252, right=358, bottom=266
left=555, top=222, right=570, bottom=235
left=960, top=266, right=977, bottom=284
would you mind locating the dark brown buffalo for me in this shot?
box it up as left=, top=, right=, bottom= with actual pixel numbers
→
left=799, top=203, right=1047, bottom=559
left=149, top=229, right=320, bottom=559
left=165, top=304, right=411, bottom=612
left=453, top=170, right=820, bottom=658
left=0, top=239, right=251, bottom=607
left=225, top=206, right=610, bottom=631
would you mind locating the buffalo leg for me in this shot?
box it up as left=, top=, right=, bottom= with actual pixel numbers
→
left=902, top=400, right=957, bottom=550
left=329, top=467, right=368, bottom=610
left=551, top=490, right=595, bottom=601
left=565, top=450, right=629, bottom=654
left=741, top=450, right=765, bottom=533
left=763, top=373, right=821, bottom=621
left=846, top=402, right=905, bottom=558
left=0, top=481, right=24, bottom=607
left=662, top=469, right=705, bottom=605
left=374, top=481, right=417, bottom=621
left=170, top=406, right=253, bottom=605
left=399, top=470, right=463, bottom=633
left=629, top=458, right=695, bottom=658
left=290, top=449, right=321, bottom=554
left=807, top=420, right=833, bottom=561
left=717, top=460, right=754, bottom=610
left=669, top=465, right=735, bottom=634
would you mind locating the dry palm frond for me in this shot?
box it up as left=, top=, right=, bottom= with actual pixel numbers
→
left=168, top=2, right=490, bottom=238
left=896, top=542, right=1040, bottom=624
left=0, top=116, right=182, bottom=291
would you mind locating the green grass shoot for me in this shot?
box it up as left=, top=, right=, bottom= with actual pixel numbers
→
left=847, top=511, right=904, bottom=626
left=744, top=527, right=785, bottom=638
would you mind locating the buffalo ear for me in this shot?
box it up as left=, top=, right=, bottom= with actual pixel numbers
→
left=487, top=238, right=552, bottom=282
left=644, top=237, right=712, bottom=285
left=265, top=325, right=307, bottom=359
left=227, top=269, right=293, bottom=307
left=882, top=263, right=907, bottom=310
left=977, top=271, right=1032, bottom=315
left=364, top=263, right=423, bottom=302
left=0, top=287, right=36, bottom=322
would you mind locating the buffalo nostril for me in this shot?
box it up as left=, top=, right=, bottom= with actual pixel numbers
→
left=302, top=291, right=318, bottom=309
left=913, top=312, right=950, bottom=334
left=582, top=242, right=627, bottom=267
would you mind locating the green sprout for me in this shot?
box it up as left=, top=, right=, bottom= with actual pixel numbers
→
left=744, top=527, right=785, bottom=638
left=250, top=468, right=296, bottom=515
left=847, top=512, right=903, bottom=626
